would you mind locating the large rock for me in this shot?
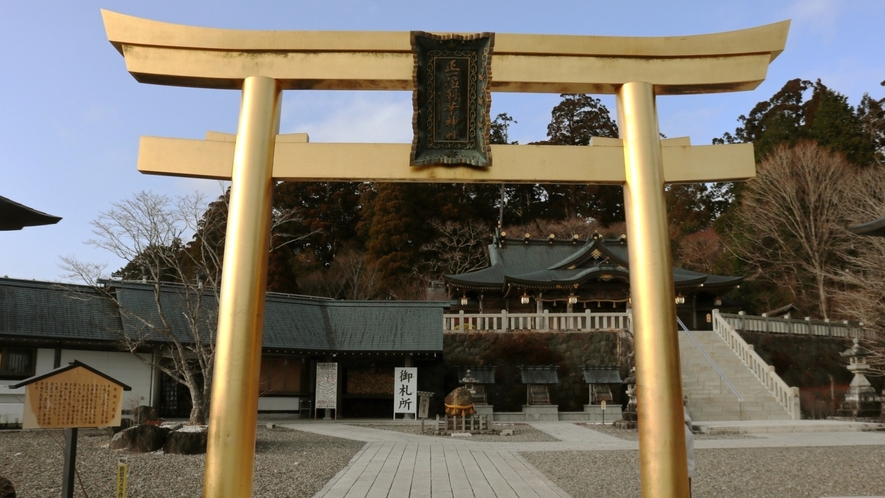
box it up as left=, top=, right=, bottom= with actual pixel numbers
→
left=444, top=387, right=475, bottom=416
left=110, top=425, right=170, bottom=453
left=133, top=405, right=160, bottom=424
left=163, top=430, right=207, bottom=455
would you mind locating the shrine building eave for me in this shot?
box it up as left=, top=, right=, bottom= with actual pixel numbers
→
left=0, top=195, right=62, bottom=231
left=504, top=266, right=631, bottom=288
left=445, top=236, right=743, bottom=296
left=102, top=10, right=788, bottom=95
left=849, top=217, right=885, bottom=238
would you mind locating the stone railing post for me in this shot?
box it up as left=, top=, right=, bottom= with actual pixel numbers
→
left=501, top=310, right=508, bottom=332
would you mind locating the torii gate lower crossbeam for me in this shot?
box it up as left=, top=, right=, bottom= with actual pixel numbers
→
left=102, top=12, right=789, bottom=498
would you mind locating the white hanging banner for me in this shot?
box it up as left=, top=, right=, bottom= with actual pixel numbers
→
left=394, top=367, right=417, bottom=415
left=315, top=362, right=338, bottom=410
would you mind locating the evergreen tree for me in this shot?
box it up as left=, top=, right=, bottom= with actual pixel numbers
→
left=717, top=78, right=876, bottom=166
left=856, top=81, right=885, bottom=166
left=542, top=94, right=622, bottom=224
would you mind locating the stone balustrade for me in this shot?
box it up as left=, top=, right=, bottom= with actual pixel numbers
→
left=721, top=312, right=875, bottom=339
left=712, top=310, right=801, bottom=419
left=443, top=310, right=631, bottom=332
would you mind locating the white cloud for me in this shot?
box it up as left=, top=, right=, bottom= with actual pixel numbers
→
left=280, top=91, right=413, bottom=143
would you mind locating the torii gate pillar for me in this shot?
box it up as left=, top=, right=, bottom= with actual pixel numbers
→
left=203, top=76, right=281, bottom=496
left=102, top=11, right=788, bottom=497
left=619, top=81, right=686, bottom=493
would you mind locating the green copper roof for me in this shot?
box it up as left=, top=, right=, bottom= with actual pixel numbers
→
left=445, top=236, right=742, bottom=292
left=1, top=278, right=445, bottom=352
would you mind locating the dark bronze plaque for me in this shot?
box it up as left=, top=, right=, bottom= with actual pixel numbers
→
left=410, top=31, right=494, bottom=167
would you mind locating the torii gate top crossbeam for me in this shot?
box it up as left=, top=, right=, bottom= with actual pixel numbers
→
left=102, top=10, right=788, bottom=94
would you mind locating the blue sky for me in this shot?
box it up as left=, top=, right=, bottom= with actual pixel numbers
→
left=2, top=0, right=883, bottom=282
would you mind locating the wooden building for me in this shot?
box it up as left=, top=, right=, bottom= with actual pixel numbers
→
left=0, top=278, right=446, bottom=423
left=445, top=232, right=742, bottom=330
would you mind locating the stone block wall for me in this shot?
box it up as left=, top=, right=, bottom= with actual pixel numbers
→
left=440, top=331, right=631, bottom=412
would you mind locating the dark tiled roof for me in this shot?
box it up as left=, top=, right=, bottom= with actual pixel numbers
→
left=264, top=295, right=330, bottom=350
left=1, top=278, right=445, bottom=352
left=114, top=284, right=216, bottom=344
left=519, top=365, right=559, bottom=384
left=325, top=302, right=443, bottom=352
left=444, top=239, right=583, bottom=289
left=0, top=195, right=61, bottom=230
left=0, top=279, right=121, bottom=341
left=582, top=366, right=622, bottom=384
left=445, top=236, right=742, bottom=292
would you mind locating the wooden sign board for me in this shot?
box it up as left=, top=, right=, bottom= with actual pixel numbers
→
left=13, top=361, right=130, bottom=429
left=394, top=367, right=417, bottom=415
left=315, top=362, right=338, bottom=410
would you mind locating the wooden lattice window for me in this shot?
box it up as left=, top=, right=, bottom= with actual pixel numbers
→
left=0, top=347, right=36, bottom=380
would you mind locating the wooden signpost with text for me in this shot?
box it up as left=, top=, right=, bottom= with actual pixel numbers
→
left=12, top=360, right=131, bottom=498
left=102, top=10, right=789, bottom=497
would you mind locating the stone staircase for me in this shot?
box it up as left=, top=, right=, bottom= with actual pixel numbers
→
left=679, top=329, right=792, bottom=421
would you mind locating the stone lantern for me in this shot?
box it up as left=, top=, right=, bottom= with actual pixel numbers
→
left=614, top=367, right=638, bottom=429
left=837, top=338, right=881, bottom=419
left=460, top=369, right=479, bottom=395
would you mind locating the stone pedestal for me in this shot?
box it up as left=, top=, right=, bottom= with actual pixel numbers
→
left=836, top=373, right=881, bottom=418
left=584, top=404, right=622, bottom=423
left=522, top=405, right=559, bottom=421
left=473, top=404, right=494, bottom=417
left=614, top=401, right=638, bottom=429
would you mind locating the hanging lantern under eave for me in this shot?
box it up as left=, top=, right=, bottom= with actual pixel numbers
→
left=520, top=293, right=530, bottom=305
left=568, top=294, right=578, bottom=305
left=460, top=295, right=469, bottom=306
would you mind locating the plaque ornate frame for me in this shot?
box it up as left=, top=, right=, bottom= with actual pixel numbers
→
left=410, top=31, right=494, bottom=167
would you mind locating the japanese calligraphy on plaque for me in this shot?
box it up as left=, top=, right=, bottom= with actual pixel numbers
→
left=410, top=31, right=494, bottom=167
left=13, top=361, right=130, bottom=429
left=394, top=367, right=417, bottom=415
left=315, top=362, right=338, bottom=410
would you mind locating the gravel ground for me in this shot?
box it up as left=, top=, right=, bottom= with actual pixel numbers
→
left=349, top=422, right=560, bottom=442
left=521, top=446, right=885, bottom=498
left=0, top=426, right=363, bottom=498
left=582, top=423, right=759, bottom=441
left=4, top=424, right=885, bottom=498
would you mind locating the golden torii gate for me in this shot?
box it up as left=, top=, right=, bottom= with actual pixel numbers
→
left=102, top=11, right=788, bottom=497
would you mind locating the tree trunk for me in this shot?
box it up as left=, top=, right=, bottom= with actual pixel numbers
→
left=188, top=385, right=209, bottom=425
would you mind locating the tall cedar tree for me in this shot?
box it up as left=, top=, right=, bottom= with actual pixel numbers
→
left=716, top=79, right=876, bottom=166
left=541, top=94, right=622, bottom=224
left=269, top=181, right=363, bottom=294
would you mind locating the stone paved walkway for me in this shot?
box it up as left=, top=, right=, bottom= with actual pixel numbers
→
left=278, top=420, right=885, bottom=498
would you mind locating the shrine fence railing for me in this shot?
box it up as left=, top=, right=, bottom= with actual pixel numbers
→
left=720, top=312, right=876, bottom=339
left=443, top=310, right=631, bottom=333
